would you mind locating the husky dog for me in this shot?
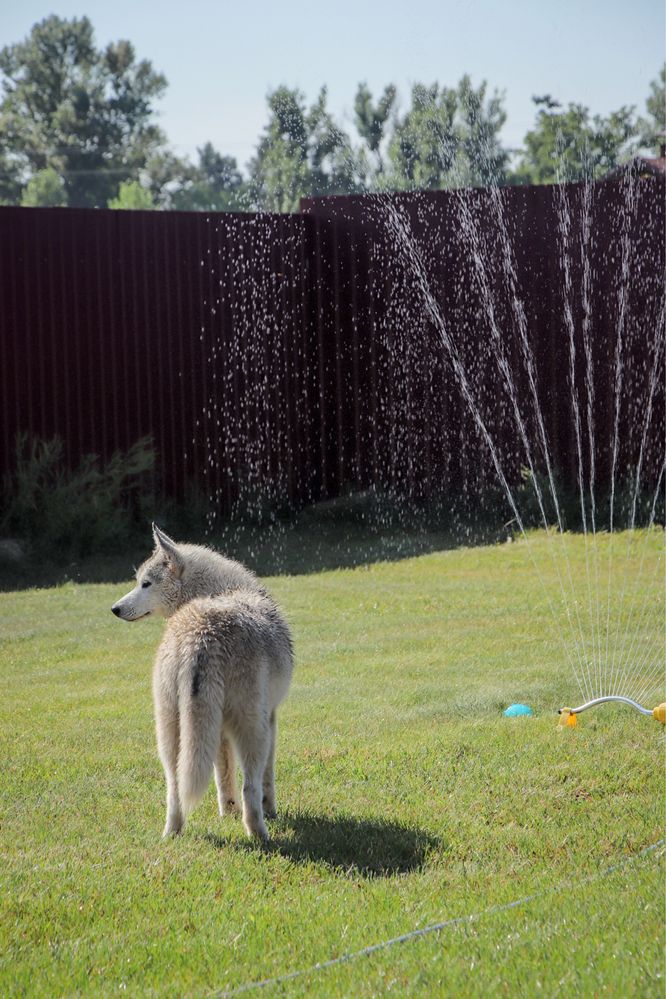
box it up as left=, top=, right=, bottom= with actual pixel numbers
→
left=111, top=524, right=293, bottom=840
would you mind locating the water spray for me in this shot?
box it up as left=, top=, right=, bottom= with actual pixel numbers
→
left=558, top=696, right=666, bottom=728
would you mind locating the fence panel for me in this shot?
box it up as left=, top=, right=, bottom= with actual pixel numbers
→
left=1, top=175, right=663, bottom=520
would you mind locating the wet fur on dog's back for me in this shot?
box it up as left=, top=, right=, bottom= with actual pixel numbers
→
left=112, top=525, right=294, bottom=840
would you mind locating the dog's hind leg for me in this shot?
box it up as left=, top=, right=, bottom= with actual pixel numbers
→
left=236, top=720, right=271, bottom=840
left=215, top=735, right=239, bottom=816
left=262, top=711, right=277, bottom=819
left=154, top=682, right=183, bottom=837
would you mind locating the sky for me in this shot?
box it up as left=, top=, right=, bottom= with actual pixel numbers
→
left=1, top=0, right=664, bottom=170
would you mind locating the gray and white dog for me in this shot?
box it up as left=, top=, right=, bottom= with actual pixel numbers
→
left=112, top=525, right=294, bottom=840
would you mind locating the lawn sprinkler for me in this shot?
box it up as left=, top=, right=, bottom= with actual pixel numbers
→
left=558, top=697, right=666, bottom=728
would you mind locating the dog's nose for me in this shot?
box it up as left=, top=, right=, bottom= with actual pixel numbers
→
left=111, top=605, right=122, bottom=617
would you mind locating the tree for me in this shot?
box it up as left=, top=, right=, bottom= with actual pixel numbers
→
left=512, top=97, right=637, bottom=184
left=308, top=87, right=361, bottom=197
left=20, top=167, right=67, bottom=206
left=142, top=149, right=194, bottom=209
left=0, top=15, right=167, bottom=207
left=170, top=143, right=248, bottom=211
left=248, top=86, right=358, bottom=211
left=387, top=83, right=457, bottom=190
left=387, top=76, right=509, bottom=190
left=0, top=148, right=21, bottom=204
left=456, top=75, right=510, bottom=185
left=108, top=179, right=156, bottom=210
left=248, top=87, right=311, bottom=211
left=353, top=82, right=396, bottom=176
left=638, top=64, right=665, bottom=154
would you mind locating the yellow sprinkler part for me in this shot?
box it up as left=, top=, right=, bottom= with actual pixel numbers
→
left=558, top=708, right=577, bottom=728
left=652, top=703, right=666, bottom=725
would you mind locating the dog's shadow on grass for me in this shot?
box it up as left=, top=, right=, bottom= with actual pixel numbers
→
left=204, top=811, right=440, bottom=878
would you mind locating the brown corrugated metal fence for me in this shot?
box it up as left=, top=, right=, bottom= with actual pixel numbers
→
left=301, top=176, right=665, bottom=509
left=1, top=175, right=664, bottom=519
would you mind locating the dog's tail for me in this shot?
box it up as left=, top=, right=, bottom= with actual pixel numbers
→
left=176, top=641, right=224, bottom=816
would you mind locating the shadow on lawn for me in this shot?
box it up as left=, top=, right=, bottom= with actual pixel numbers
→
left=0, top=492, right=507, bottom=591
left=205, top=810, right=440, bottom=878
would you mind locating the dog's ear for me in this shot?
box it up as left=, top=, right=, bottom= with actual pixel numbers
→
left=152, top=523, right=184, bottom=578
left=152, top=522, right=177, bottom=549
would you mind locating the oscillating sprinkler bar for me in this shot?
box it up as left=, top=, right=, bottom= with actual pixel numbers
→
left=558, top=696, right=666, bottom=727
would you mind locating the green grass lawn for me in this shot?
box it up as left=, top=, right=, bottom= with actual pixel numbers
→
left=1, top=531, right=664, bottom=997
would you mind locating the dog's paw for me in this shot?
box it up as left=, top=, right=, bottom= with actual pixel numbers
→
left=243, top=818, right=269, bottom=842
left=162, top=819, right=183, bottom=838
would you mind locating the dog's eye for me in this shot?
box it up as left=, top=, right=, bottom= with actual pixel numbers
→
left=141, top=580, right=152, bottom=589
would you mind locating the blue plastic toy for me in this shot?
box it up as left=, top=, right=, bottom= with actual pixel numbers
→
left=504, top=703, right=533, bottom=717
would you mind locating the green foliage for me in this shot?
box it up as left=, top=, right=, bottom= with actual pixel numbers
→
left=0, top=434, right=155, bottom=557
left=353, top=82, right=397, bottom=174
left=139, top=148, right=192, bottom=208
left=388, top=83, right=457, bottom=190
left=0, top=147, right=22, bottom=204
left=249, top=87, right=312, bottom=211
left=20, top=166, right=67, bottom=206
left=638, top=63, right=665, bottom=154
left=387, top=76, right=509, bottom=190
left=248, top=76, right=512, bottom=209
left=0, top=535, right=663, bottom=994
left=0, top=13, right=662, bottom=208
left=0, top=15, right=167, bottom=208
left=512, top=97, right=636, bottom=184
left=170, top=143, right=249, bottom=211
left=108, top=179, right=156, bottom=210
left=248, top=86, right=360, bottom=211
